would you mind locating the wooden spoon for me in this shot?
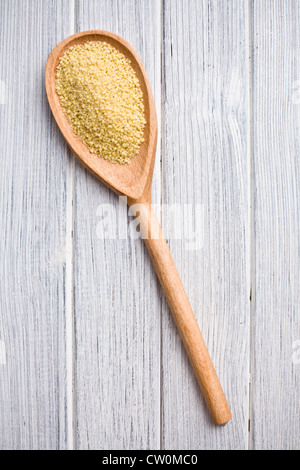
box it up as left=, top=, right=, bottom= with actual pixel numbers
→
left=45, top=30, right=232, bottom=426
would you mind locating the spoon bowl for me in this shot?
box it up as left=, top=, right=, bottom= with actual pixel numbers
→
left=45, top=30, right=232, bottom=425
left=45, top=30, right=157, bottom=202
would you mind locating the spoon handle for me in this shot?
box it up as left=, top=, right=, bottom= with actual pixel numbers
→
left=134, top=201, right=232, bottom=425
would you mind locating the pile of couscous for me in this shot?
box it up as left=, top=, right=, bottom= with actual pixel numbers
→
left=56, top=40, right=146, bottom=164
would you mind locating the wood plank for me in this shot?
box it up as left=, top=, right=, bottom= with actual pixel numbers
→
left=162, top=0, right=250, bottom=449
left=74, top=0, right=162, bottom=449
left=0, top=0, right=74, bottom=449
left=1, top=0, right=297, bottom=450
left=250, top=0, right=300, bottom=449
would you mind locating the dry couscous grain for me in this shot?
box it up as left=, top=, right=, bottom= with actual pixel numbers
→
left=56, top=40, right=146, bottom=164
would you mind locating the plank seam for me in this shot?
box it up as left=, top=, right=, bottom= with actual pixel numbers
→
left=160, top=0, right=166, bottom=451
left=65, top=0, right=76, bottom=451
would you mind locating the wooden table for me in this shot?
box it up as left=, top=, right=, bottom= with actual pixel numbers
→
left=0, top=0, right=299, bottom=450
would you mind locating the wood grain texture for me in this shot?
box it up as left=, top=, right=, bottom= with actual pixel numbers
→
left=250, top=0, right=300, bottom=450
left=136, top=203, right=232, bottom=426
left=0, top=0, right=299, bottom=450
left=46, top=26, right=232, bottom=428
left=0, top=0, right=74, bottom=449
left=73, top=0, right=162, bottom=450
left=161, top=0, right=250, bottom=449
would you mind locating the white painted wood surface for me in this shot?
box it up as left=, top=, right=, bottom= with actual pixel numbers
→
left=73, top=0, right=162, bottom=450
left=0, top=0, right=74, bottom=449
left=161, top=0, right=250, bottom=450
left=0, top=0, right=299, bottom=450
left=250, top=0, right=300, bottom=450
